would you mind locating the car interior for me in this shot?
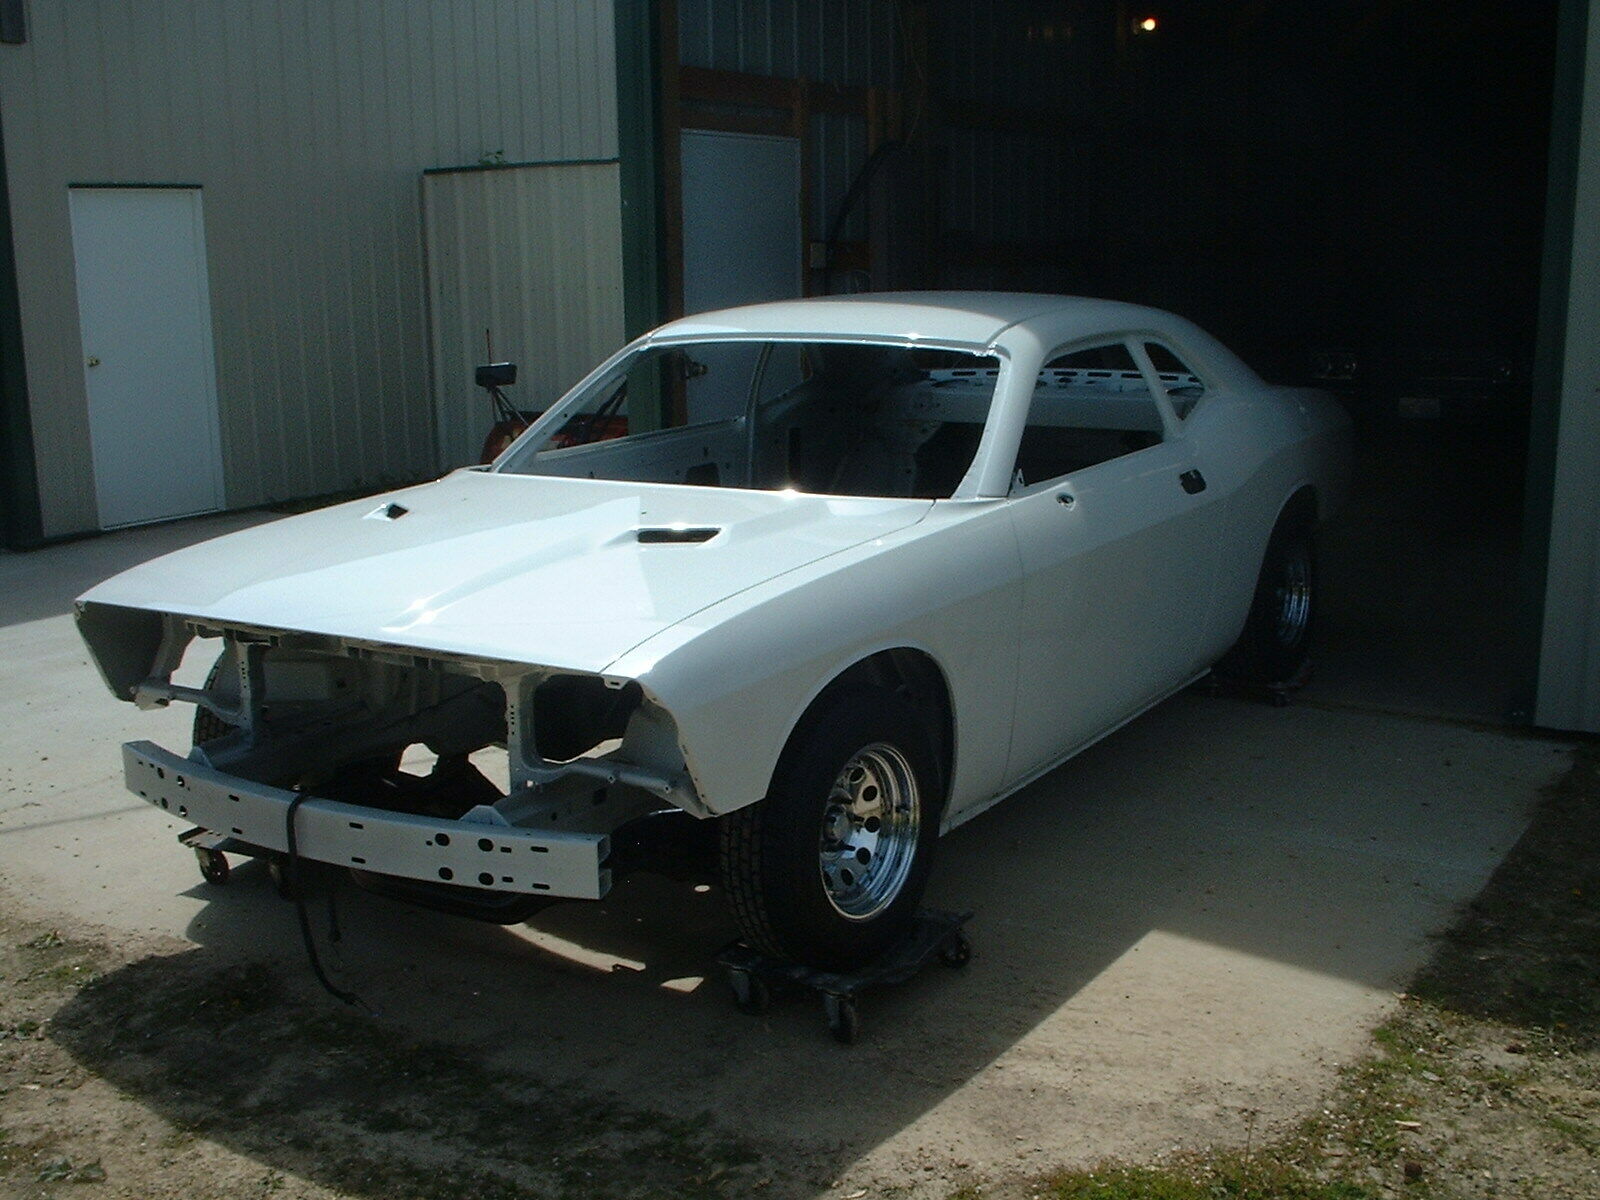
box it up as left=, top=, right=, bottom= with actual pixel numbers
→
left=502, top=339, right=1201, bottom=499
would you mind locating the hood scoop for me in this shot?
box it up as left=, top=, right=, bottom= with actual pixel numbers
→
left=364, top=501, right=410, bottom=522
left=636, top=525, right=721, bottom=545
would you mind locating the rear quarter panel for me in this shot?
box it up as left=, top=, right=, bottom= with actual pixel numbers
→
left=1191, top=384, right=1352, bottom=663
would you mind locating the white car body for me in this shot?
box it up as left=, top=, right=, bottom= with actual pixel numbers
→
left=77, top=294, right=1350, bottom=909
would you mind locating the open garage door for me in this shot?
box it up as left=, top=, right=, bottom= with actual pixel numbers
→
left=661, top=0, right=1561, bottom=727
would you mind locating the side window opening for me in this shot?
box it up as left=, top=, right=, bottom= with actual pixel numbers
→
left=1143, top=341, right=1205, bottom=418
left=1015, top=341, right=1165, bottom=489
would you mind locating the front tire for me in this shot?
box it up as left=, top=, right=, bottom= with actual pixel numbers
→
left=719, top=687, right=941, bottom=971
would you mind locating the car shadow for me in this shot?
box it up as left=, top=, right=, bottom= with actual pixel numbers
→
left=46, top=691, right=1556, bottom=1197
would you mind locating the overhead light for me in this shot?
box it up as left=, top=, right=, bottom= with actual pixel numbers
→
left=1134, top=16, right=1159, bottom=34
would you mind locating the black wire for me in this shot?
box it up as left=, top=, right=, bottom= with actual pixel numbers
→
left=577, top=381, right=628, bottom=445
left=821, top=139, right=903, bottom=293
left=285, top=793, right=368, bottom=1011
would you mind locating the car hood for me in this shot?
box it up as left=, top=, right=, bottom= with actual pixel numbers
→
left=78, top=471, right=933, bottom=675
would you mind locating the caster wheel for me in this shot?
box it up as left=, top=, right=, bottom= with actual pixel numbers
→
left=825, top=995, right=860, bottom=1044
left=730, top=971, right=771, bottom=1015
left=939, top=934, right=972, bottom=968
left=195, top=847, right=230, bottom=886
left=268, top=856, right=296, bottom=900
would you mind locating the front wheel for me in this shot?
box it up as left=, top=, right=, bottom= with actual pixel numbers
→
left=719, top=687, right=941, bottom=972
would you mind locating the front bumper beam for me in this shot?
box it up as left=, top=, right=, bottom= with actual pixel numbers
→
left=123, top=741, right=613, bottom=899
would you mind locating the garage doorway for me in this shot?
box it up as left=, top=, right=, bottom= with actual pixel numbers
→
left=68, top=186, right=224, bottom=529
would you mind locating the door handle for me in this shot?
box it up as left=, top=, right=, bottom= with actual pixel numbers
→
left=86, top=355, right=101, bottom=368
left=1179, top=469, right=1206, bottom=494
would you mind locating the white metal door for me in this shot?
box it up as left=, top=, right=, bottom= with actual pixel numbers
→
left=680, top=130, right=802, bottom=424
left=69, top=187, right=224, bottom=528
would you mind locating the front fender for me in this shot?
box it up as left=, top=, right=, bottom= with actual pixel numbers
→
left=608, top=502, right=1021, bottom=817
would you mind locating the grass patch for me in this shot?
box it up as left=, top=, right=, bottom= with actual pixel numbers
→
left=1037, top=1157, right=1377, bottom=1199
left=1410, top=742, right=1600, bottom=1046
left=1542, top=1112, right=1600, bottom=1157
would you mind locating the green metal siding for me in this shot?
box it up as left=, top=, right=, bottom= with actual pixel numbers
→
left=0, top=1, right=619, bottom=537
left=1532, top=0, right=1600, bottom=732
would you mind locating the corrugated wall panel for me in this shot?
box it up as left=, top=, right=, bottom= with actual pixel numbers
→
left=930, top=0, right=1099, bottom=290
left=810, top=110, right=871, bottom=244
left=423, top=163, right=626, bottom=471
left=0, top=0, right=618, bottom=537
left=679, top=0, right=898, bottom=87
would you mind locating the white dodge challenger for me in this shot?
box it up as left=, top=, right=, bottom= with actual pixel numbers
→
left=77, top=293, right=1350, bottom=970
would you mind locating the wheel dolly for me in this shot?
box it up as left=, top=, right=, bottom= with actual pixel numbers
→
left=1199, top=659, right=1313, bottom=708
left=716, top=910, right=973, bottom=1043
left=180, top=827, right=298, bottom=896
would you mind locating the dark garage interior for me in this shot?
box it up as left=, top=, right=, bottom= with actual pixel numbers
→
left=663, top=0, right=1561, bottom=724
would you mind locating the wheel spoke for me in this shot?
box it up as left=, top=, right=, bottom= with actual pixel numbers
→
left=817, top=743, right=921, bottom=921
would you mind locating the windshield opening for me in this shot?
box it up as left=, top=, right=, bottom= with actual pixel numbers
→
left=497, top=340, right=1001, bottom=500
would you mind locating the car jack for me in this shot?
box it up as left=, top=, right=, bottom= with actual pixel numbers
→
left=716, top=909, right=972, bottom=1044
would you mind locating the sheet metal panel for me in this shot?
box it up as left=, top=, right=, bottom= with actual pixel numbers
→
left=423, top=162, right=626, bottom=471
left=810, top=110, right=871, bottom=245
left=0, top=1, right=618, bottom=537
left=679, top=0, right=899, bottom=87
left=1535, top=3, right=1600, bottom=733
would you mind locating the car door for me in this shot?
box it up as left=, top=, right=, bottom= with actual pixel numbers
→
left=1002, top=338, right=1226, bottom=786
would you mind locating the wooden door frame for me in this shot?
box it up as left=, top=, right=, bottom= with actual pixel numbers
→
left=656, top=2, right=903, bottom=319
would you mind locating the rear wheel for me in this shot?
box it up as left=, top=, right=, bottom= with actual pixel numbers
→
left=719, top=687, right=941, bottom=971
left=1221, top=512, right=1316, bottom=685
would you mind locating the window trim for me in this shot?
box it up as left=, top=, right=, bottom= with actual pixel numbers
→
left=1133, top=337, right=1210, bottom=424
left=1004, top=334, right=1179, bottom=495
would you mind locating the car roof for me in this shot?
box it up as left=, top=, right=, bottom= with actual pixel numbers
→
left=651, top=292, right=1261, bottom=387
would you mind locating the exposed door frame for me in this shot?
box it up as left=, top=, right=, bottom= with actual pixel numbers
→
left=654, top=2, right=903, bottom=320
left=0, top=108, right=42, bottom=549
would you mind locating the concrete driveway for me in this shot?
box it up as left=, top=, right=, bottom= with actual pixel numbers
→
left=0, top=515, right=1573, bottom=1194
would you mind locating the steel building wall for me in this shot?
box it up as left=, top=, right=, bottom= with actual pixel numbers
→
left=678, top=0, right=900, bottom=87
left=940, top=124, right=1081, bottom=291
left=423, top=162, right=625, bottom=470
left=931, top=0, right=1088, bottom=291
left=1536, top=1, right=1600, bottom=733
left=0, top=1, right=618, bottom=538
left=810, top=110, right=872, bottom=246
left=678, top=0, right=896, bottom=266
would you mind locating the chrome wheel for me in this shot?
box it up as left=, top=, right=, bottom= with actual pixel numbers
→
left=1273, top=543, right=1312, bottom=649
left=818, top=742, right=921, bottom=920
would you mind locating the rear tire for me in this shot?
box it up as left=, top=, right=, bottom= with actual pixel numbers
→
left=719, top=687, right=940, bottom=972
left=1220, top=513, right=1316, bottom=686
